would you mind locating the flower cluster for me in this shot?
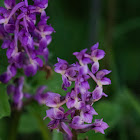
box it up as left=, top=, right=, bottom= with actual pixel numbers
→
left=44, top=43, right=111, bottom=137
left=7, top=77, right=49, bottom=110
left=0, top=0, right=54, bottom=83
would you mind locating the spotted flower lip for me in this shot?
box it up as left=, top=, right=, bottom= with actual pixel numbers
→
left=92, top=86, right=108, bottom=102
left=0, top=0, right=54, bottom=83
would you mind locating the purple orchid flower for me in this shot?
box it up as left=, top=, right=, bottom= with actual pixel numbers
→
left=96, top=69, right=111, bottom=86
left=90, top=42, right=105, bottom=74
left=92, top=86, right=108, bottom=102
left=80, top=105, right=98, bottom=123
left=49, top=43, right=111, bottom=137
left=92, top=119, right=109, bottom=134
left=44, top=107, right=72, bottom=137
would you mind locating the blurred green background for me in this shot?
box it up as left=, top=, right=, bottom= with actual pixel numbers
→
left=0, top=0, right=140, bottom=140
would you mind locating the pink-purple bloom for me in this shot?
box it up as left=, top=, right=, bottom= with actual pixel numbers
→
left=7, top=78, right=54, bottom=109
left=0, top=0, right=54, bottom=83
left=44, top=43, right=111, bottom=137
left=7, top=77, right=24, bottom=109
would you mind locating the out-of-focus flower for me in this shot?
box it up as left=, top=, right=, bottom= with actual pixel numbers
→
left=0, top=0, right=54, bottom=83
left=7, top=77, right=24, bottom=109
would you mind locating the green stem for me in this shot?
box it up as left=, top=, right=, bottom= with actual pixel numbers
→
left=33, top=112, right=51, bottom=140
left=7, top=110, right=21, bottom=140
left=72, top=129, right=77, bottom=140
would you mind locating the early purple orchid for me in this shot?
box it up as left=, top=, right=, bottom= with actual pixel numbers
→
left=44, top=42, right=111, bottom=138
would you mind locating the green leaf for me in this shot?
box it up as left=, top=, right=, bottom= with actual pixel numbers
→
left=19, top=113, right=39, bottom=133
left=113, top=18, right=140, bottom=39
left=78, top=130, right=108, bottom=140
left=0, top=35, right=10, bottom=119
left=52, top=130, right=63, bottom=140
left=0, top=0, right=4, bottom=7
left=116, top=87, right=140, bottom=116
left=26, top=102, right=51, bottom=140
left=0, top=118, right=7, bottom=140
left=0, top=83, right=11, bottom=119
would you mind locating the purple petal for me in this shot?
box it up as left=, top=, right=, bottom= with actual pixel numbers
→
left=88, top=106, right=98, bottom=115
left=93, top=127, right=105, bottom=134
left=0, top=72, right=11, bottom=83
left=62, top=75, right=71, bottom=90
left=91, top=49, right=105, bottom=60
left=73, top=49, right=87, bottom=61
left=93, top=119, right=109, bottom=134
left=45, top=108, right=64, bottom=120
left=24, top=93, right=32, bottom=99
left=82, top=57, right=92, bottom=64
left=46, top=35, right=52, bottom=45
left=45, top=108, right=54, bottom=120
left=91, top=42, right=99, bottom=51
left=96, top=69, right=111, bottom=80
left=81, top=112, right=93, bottom=123
left=43, top=48, right=49, bottom=62
left=57, top=58, right=68, bottom=64
left=102, top=92, right=108, bottom=97
left=66, top=99, right=76, bottom=109
left=46, top=92, right=61, bottom=107
left=36, top=86, right=47, bottom=95
left=92, top=87, right=103, bottom=101
left=4, top=24, right=15, bottom=33
left=34, top=57, right=43, bottom=67
left=79, top=65, right=88, bottom=75
left=24, top=63, right=38, bottom=77
left=4, top=0, right=15, bottom=9
left=100, top=77, right=111, bottom=85
left=48, top=120, right=59, bottom=129
left=61, top=122, right=72, bottom=137
left=65, top=67, right=77, bottom=78
left=6, top=48, right=14, bottom=59
left=54, top=109, right=64, bottom=120
left=7, top=85, right=15, bottom=95
left=0, top=17, right=6, bottom=24
left=70, top=123, right=91, bottom=130
left=1, top=40, right=11, bottom=49
left=91, top=61, right=99, bottom=74
left=39, top=37, right=48, bottom=50
left=44, top=25, right=54, bottom=35
left=72, top=116, right=84, bottom=125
